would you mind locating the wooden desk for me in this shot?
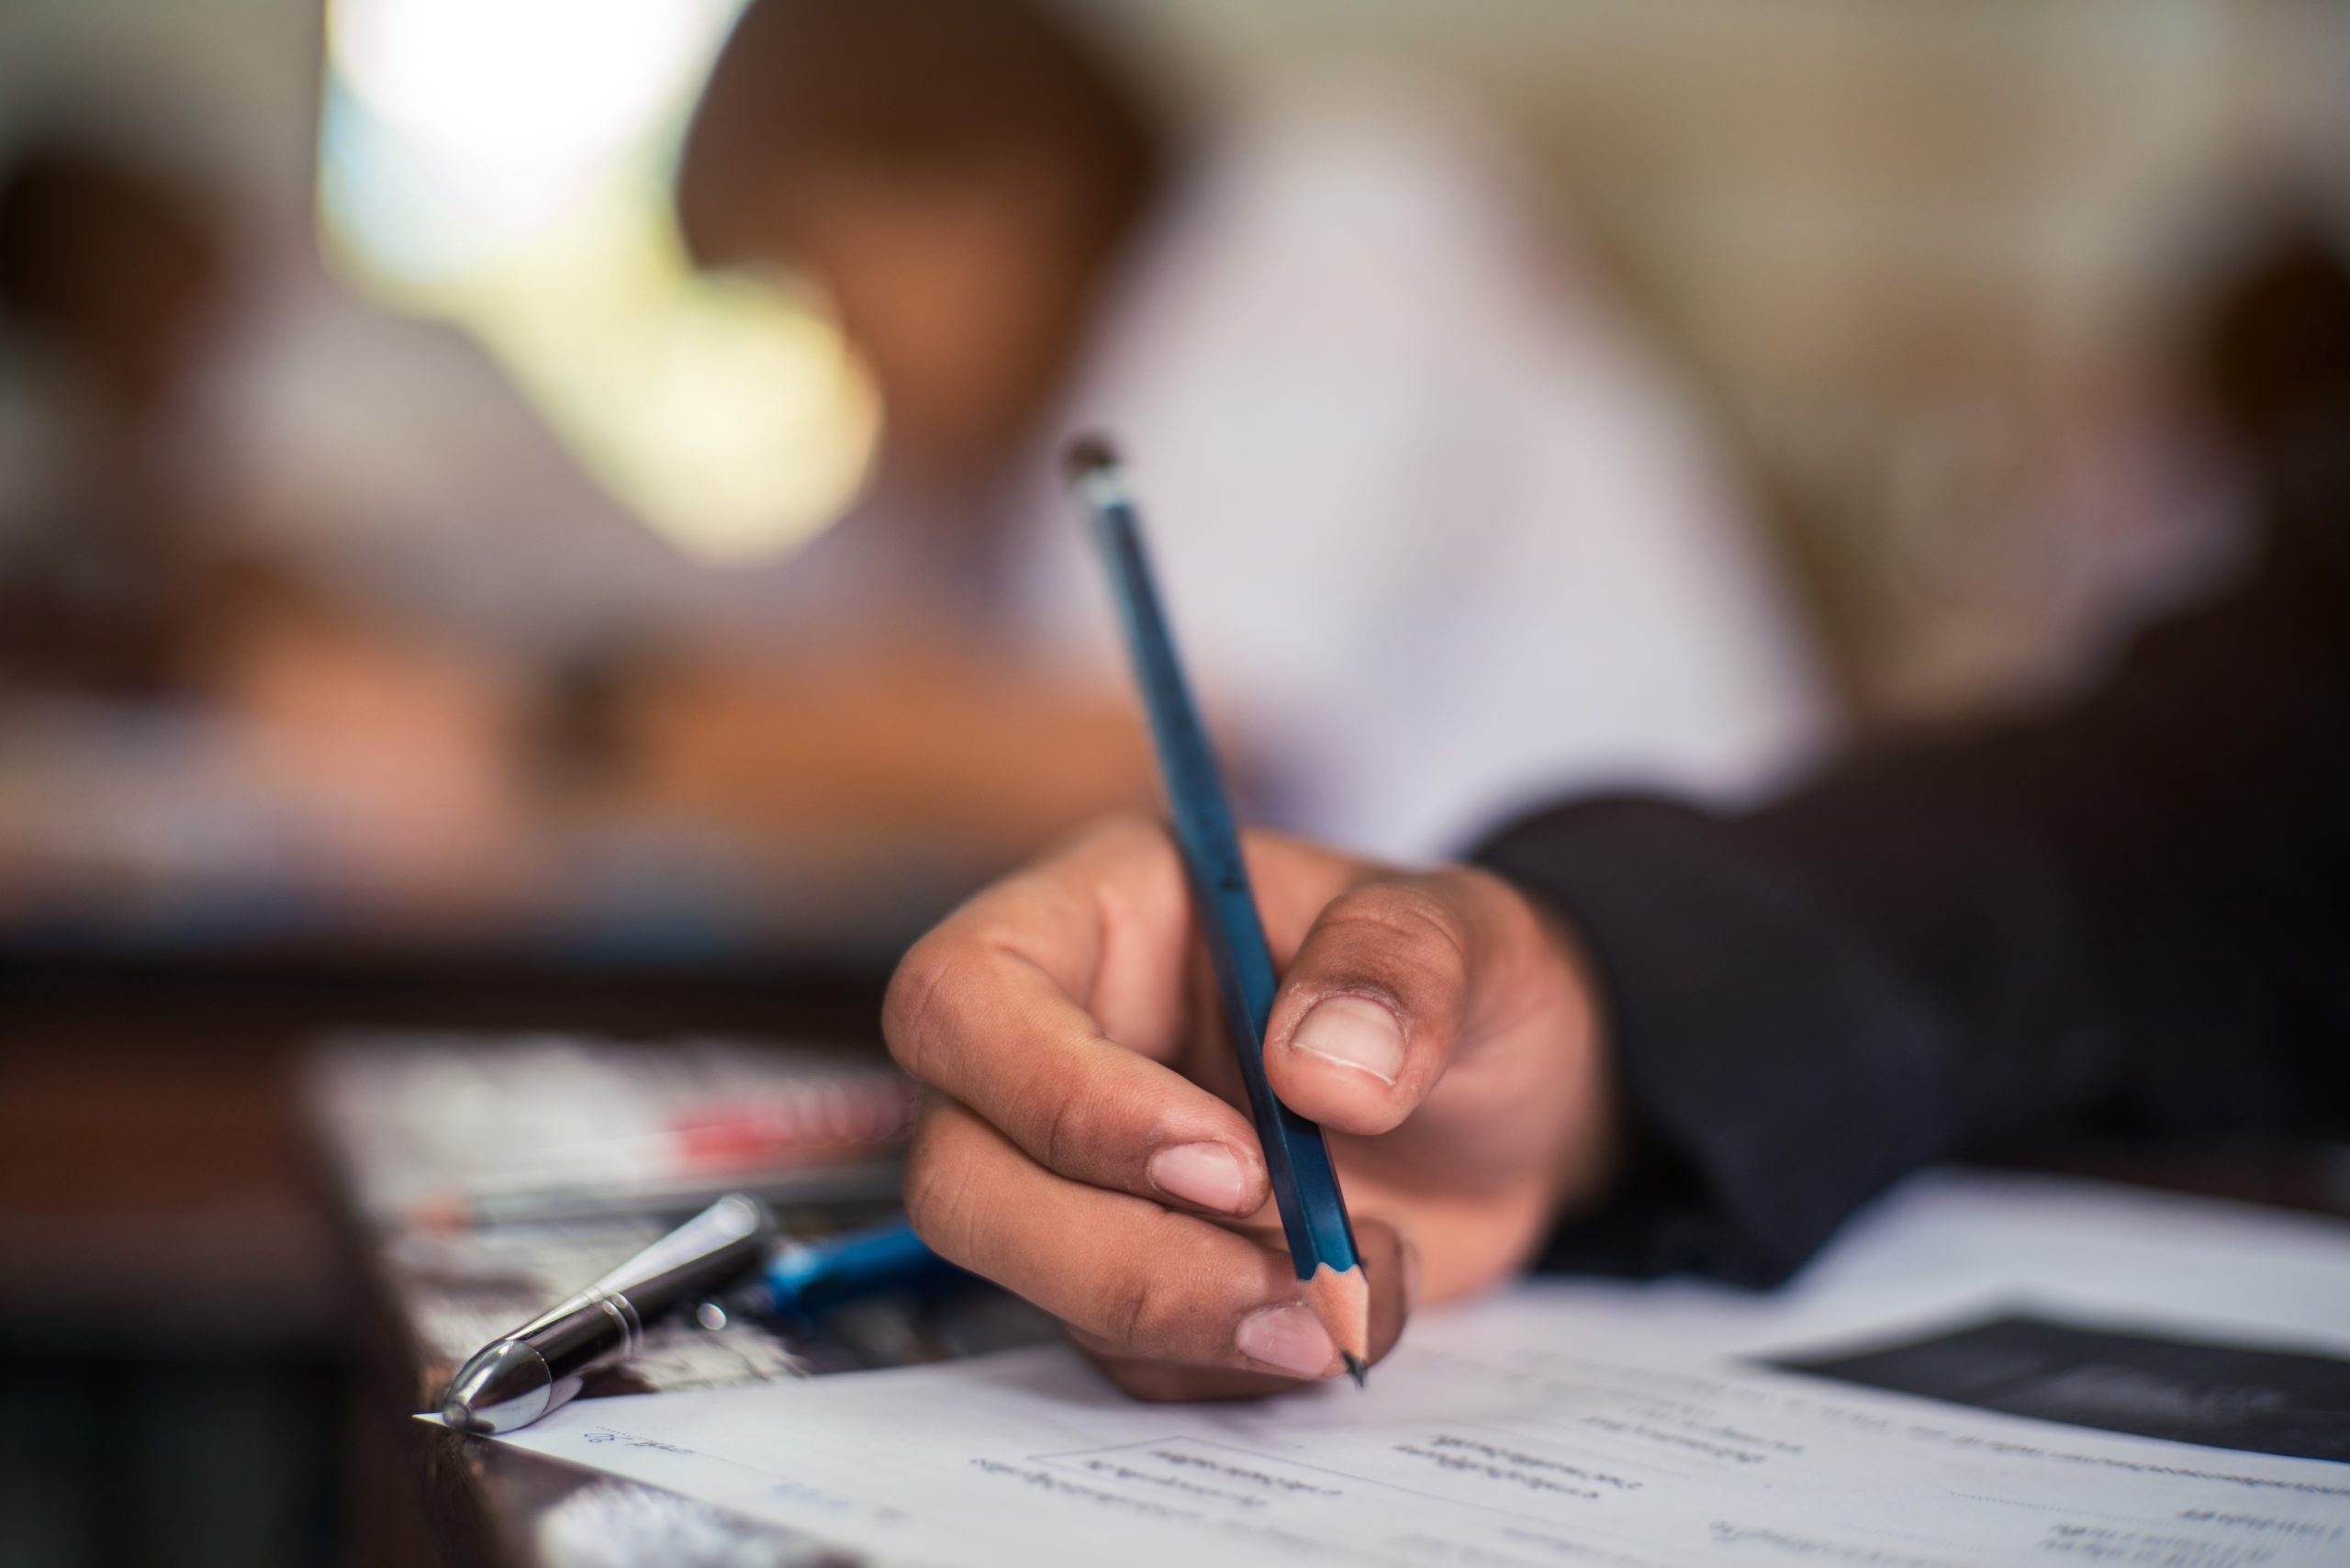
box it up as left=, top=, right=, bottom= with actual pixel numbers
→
left=0, top=936, right=898, bottom=1568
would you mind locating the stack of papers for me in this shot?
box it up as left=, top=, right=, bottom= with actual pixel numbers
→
left=458, top=1171, right=2350, bottom=1567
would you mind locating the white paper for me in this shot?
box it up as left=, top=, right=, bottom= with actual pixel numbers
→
left=475, top=1173, right=2350, bottom=1567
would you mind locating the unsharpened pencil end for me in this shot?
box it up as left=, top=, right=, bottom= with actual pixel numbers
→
left=1342, top=1352, right=1368, bottom=1389
left=1061, top=431, right=1121, bottom=484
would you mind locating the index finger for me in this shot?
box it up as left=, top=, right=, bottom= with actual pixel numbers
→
left=905, top=1098, right=1410, bottom=1383
left=883, top=816, right=1264, bottom=1214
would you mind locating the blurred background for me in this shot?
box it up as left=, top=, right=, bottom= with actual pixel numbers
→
left=2, top=0, right=2345, bottom=1563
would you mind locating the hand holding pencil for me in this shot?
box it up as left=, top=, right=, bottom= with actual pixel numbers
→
left=880, top=441, right=1621, bottom=1399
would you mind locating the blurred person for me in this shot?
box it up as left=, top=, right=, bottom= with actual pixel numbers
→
left=0, top=138, right=250, bottom=695
left=0, top=130, right=697, bottom=670
left=0, top=130, right=651, bottom=916
left=0, top=117, right=1136, bottom=923
left=671, top=0, right=1830, bottom=862
left=871, top=216, right=2350, bottom=1397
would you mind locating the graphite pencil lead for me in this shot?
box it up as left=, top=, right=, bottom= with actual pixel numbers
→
left=1343, top=1352, right=1368, bottom=1389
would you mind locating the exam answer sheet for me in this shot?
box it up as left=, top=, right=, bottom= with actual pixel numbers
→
left=477, top=1173, right=2350, bottom=1568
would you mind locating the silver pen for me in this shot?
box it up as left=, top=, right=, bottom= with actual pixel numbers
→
left=441, top=1193, right=772, bottom=1433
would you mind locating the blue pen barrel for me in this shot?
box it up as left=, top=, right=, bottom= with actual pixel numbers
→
left=761, top=1219, right=955, bottom=1318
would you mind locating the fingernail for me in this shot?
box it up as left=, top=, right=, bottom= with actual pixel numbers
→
left=1290, top=995, right=1404, bottom=1085
left=1147, top=1142, right=1248, bottom=1213
left=1403, top=1237, right=1425, bottom=1316
left=1236, top=1304, right=1337, bottom=1378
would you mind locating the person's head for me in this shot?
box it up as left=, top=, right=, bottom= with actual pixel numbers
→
left=0, top=138, right=229, bottom=416
left=677, top=0, right=1169, bottom=486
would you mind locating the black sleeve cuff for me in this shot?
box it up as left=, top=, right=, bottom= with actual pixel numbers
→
left=1475, top=796, right=1963, bottom=1286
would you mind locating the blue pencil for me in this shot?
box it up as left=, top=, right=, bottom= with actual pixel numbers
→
left=1065, top=434, right=1370, bottom=1384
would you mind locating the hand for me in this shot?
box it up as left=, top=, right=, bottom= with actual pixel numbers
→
left=883, top=813, right=1618, bottom=1399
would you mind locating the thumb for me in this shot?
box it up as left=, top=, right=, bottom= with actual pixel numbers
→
left=1263, top=868, right=1514, bottom=1136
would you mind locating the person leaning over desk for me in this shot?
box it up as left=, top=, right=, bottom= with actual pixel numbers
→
left=668, top=0, right=1825, bottom=864
left=878, top=229, right=2350, bottom=1401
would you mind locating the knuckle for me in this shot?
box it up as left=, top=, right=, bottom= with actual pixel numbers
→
left=1325, top=880, right=1472, bottom=990
left=1375, top=879, right=1476, bottom=962
left=1091, top=1214, right=1201, bottom=1354
left=880, top=936, right=957, bottom=1083
left=1031, top=1082, right=1091, bottom=1176
left=900, top=1121, right=982, bottom=1267
left=1102, top=1260, right=1166, bottom=1354
left=1018, top=1075, right=1133, bottom=1184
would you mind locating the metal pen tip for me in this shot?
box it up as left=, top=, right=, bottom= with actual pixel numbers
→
left=440, top=1339, right=554, bottom=1434
left=1342, top=1352, right=1368, bottom=1389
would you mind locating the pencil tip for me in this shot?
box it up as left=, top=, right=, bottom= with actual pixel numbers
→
left=1062, top=431, right=1121, bottom=483
left=1305, top=1261, right=1371, bottom=1388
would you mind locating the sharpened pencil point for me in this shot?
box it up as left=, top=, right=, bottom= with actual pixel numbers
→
left=1062, top=431, right=1121, bottom=483
left=1343, top=1353, right=1368, bottom=1389
left=1305, top=1262, right=1371, bottom=1384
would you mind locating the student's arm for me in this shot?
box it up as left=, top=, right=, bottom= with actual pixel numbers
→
left=1483, top=523, right=2350, bottom=1286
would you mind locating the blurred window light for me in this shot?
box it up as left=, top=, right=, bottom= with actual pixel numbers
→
left=319, top=0, right=878, bottom=564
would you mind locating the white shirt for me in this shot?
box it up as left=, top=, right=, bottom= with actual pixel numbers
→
left=1001, top=90, right=1833, bottom=859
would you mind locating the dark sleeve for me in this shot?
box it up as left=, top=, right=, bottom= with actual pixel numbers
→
left=1476, top=526, right=2350, bottom=1286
